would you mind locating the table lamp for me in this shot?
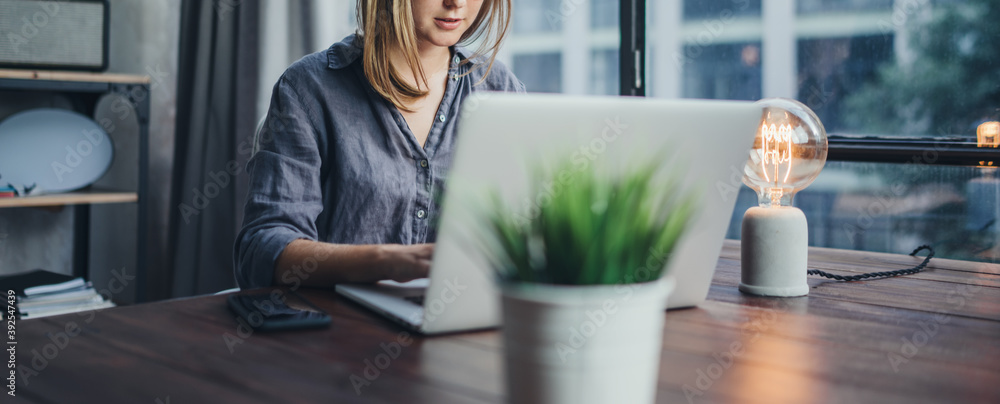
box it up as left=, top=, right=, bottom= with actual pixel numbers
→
left=739, top=98, right=828, bottom=297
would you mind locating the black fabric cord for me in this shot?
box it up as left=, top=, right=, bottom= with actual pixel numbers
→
left=807, top=245, right=935, bottom=281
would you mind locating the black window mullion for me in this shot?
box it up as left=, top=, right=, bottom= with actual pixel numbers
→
left=828, top=137, right=998, bottom=166
left=619, top=0, right=645, bottom=96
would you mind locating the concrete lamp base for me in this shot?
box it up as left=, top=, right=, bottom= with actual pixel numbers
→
left=739, top=206, right=809, bottom=297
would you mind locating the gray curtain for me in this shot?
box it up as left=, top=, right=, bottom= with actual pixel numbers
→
left=168, top=0, right=260, bottom=297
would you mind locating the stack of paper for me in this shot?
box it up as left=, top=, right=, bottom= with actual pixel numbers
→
left=0, top=270, right=116, bottom=319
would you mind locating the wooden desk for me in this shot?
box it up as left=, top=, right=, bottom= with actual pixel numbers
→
left=10, top=241, right=1000, bottom=403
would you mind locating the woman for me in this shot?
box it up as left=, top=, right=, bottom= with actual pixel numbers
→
left=234, top=0, right=523, bottom=289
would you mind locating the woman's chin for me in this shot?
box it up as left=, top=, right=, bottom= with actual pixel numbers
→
left=421, top=32, right=465, bottom=49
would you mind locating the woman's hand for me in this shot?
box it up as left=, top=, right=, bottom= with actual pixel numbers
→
left=376, top=243, right=434, bottom=283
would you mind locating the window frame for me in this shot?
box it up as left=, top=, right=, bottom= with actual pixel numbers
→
left=619, top=0, right=645, bottom=96
left=619, top=2, right=993, bottom=167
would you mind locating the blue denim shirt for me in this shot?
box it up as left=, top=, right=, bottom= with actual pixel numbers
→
left=234, top=35, right=525, bottom=288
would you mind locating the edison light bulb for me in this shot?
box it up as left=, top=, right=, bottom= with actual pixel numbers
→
left=739, top=98, right=828, bottom=297
left=743, top=99, right=828, bottom=207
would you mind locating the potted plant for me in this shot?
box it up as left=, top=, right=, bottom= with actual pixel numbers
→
left=476, top=158, right=697, bottom=404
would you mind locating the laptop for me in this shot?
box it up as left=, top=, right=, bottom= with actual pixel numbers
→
left=336, top=93, right=762, bottom=334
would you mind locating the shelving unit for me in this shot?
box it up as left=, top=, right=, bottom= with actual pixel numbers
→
left=0, top=69, right=150, bottom=302
left=0, top=191, right=137, bottom=208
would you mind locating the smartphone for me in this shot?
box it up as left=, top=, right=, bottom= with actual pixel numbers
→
left=227, top=290, right=331, bottom=331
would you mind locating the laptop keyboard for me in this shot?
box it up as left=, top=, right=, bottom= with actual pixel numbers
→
left=403, top=295, right=425, bottom=306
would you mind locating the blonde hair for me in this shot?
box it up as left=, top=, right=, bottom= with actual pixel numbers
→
left=356, top=0, right=512, bottom=112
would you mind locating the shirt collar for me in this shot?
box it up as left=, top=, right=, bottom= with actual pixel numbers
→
left=327, top=33, right=477, bottom=70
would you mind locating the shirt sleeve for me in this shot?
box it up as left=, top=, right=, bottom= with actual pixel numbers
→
left=233, top=75, right=325, bottom=289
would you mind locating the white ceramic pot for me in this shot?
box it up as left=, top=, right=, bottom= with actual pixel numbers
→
left=500, top=277, right=674, bottom=404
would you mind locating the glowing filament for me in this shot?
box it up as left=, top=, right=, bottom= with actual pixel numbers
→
left=761, top=123, right=793, bottom=184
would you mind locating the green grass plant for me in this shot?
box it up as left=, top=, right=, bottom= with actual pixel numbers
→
left=478, top=158, right=698, bottom=285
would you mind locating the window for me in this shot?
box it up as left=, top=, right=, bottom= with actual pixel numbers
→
left=507, top=0, right=620, bottom=95
left=727, top=161, right=999, bottom=263
left=591, top=0, right=619, bottom=29
left=796, top=0, right=892, bottom=14
left=590, top=49, right=619, bottom=95
left=512, top=53, right=563, bottom=93
left=797, top=35, right=892, bottom=133
left=681, top=42, right=761, bottom=100
left=642, top=0, right=999, bottom=263
left=512, top=0, right=564, bottom=33
left=683, top=0, right=761, bottom=19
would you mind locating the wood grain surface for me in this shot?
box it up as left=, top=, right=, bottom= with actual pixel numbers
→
left=9, top=240, right=999, bottom=403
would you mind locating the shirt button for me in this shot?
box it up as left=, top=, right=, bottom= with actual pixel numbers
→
left=453, top=56, right=460, bottom=64
left=420, top=159, right=428, bottom=168
left=438, top=114, right=446, bottom=122
left=416, top=209, right=426, bottom=219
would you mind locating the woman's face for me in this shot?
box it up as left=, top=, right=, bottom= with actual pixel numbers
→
left=411, top=0, right=485, bottom=50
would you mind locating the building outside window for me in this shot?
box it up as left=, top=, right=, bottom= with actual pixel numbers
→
left=512, top=53, right=563, bottom=93
left=506, top=0, right=619, bottom=95
left=683, top=0, right=762, bottom=19
left=504, top=0, right=999, bottom=263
